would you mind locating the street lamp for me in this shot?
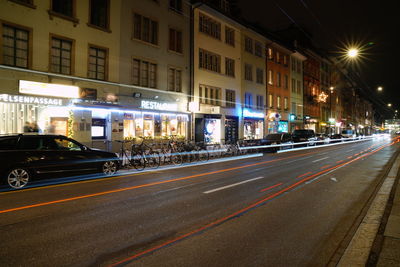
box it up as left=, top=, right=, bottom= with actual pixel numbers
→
left=388, top=103, right=392, bottom=107
left=347, top=48, right=359, bottom=58
left=377, top=86, right=383, bottom=92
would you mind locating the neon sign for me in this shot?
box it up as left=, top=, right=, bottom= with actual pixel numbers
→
left=0, top=94, right=63, bottom=106
left=141, top=100, right=178, bottom=111
left=243, top=109, right=264, bottom=118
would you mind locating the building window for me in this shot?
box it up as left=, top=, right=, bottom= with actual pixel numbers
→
left=268, top=48, right=273, bottom=60
left=50, top=36, right=73, bottom=75
left=291, top=102, right=296, bottom=115
left=132, top=58, right=157, bottom=88
left=297, top=61, right=301, bottom=73
left=291, top=78, right=296, bottom=93
left=255, top=41, right=262, bottom=57
left=51, top=0, right=73, bottom=18
left=199, top=13, right=221, bottom=40
left=244, top=36, right=253, bottom=54
left=133, top=13, right=158, bottom=45
left=168, top=67, right=181, bottom=92
left=2, top=24, right=29, bottom=68
left=199, top=49, right=221, bottom=73
left=89, top=0, right=109, bottom=29
left=284, top=75, right=288, bottom=89
left=225, top=57, right=235, bottom=77
left=244, top=92, right=252, bottom=108
left=277, top=96, right=281, bottom=109
left=297, top=80, right=301, bottom=94
left=225, top=89, right=235, bottom=108
left=276, top=72, right=281, bottom=87
left=199, top=84, right=221, bottom=106
left=256, top=95, right=263, bottom=110
left=268, top=94, right=273, bottom=108
left=284, top=97, right=288, bottom=110
left=88, top=46, right=107, bottom=80
left=268, top=70, right=273, bottom=85
left=225, top=26, right=235, bottom=46
left=276, top=51, right=280, bottom=63
left=244, top=64, right=252, bottom=81
left=169, top=0, right=182, bottom=13
left=256, top=68, right=263, bottom=84
left=169, top=28, right=182, bottom=53
left=291, top=58, right=296, bottom=71
left=283, top=55, right=288, bottom=66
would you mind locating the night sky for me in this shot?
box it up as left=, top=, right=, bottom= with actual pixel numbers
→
left=236, top=0, right=399, bottom=119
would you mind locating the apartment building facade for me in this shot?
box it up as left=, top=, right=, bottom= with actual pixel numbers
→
left=241, top=28, right=267, bottom=140
left=266, top=43, right=292, bottom=133
left=302, top=49, right=321, bottom=132
left=192, top=4, right=242, bottom=144
left=0, top=0, right=122, bottom=150
left=289, top=51, right=306, bottom=132
left=117, top=0, right=191, bottom=143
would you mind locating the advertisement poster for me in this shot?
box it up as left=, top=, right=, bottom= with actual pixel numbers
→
left=204, top=118, right=221, bottom=144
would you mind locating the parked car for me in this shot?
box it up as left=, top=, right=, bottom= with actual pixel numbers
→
left=329, top=134, right=344, bottom=143
left=0, top=134, right=121, bottom=189
left=341, top=129, right=356, bottom=140
left=260, top=133, right=293, bottom=152
left=292, top=129, right=317, bottom=146
left=315, top=133, right=330, bottom=144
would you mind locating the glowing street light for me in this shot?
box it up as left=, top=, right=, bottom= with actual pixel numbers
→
left=388, top=103, right=392, bottom=107
left=377, top=86, right=383, bottom=92
left=347, top=48, right=359, bottom=58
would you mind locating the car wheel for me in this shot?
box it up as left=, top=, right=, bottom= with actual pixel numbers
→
left=7, top=168, right=30, bottom=189
left=101, top=161, right=117, bottom=176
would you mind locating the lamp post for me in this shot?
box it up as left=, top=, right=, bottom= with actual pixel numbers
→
left=329, top=86, right=334, bottom=134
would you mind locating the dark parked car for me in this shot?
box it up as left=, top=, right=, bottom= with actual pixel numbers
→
left=292, top=129, right=317, bottom=146
left=329, top=134, right=344, bottom=143
left=315, top=133, right=330, bottom=144
left=260, top=133, right=293, bottom=152
left=0, top=134, right=120, bottom=189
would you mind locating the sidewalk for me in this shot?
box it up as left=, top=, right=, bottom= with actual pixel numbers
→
left=374, top=170, right=400, bottom=266
left=338, top=152, right=400, bottom=266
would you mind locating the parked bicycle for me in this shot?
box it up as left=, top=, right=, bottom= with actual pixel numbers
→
left=131, top=138, right=161, bottom=170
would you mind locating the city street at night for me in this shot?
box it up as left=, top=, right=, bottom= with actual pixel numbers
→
left=1, top=136, right=399, bottom=266
left=2, top=0, right=400, bottom=266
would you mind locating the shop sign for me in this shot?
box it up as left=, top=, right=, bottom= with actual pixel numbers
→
left=19, top=80, right=80, bottom=98
left=0, top=94, right=63, bottom=106
left=140, top=100, right=178, bottom=111
left=243, top=109, right=264, bottom=119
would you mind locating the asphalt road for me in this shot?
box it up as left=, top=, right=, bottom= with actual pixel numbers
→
left=1, top=136, right=399, bottom=267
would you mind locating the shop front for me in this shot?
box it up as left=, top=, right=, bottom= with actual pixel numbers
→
left=1, top=80, right=190, bottom=152
left=243, top=109, right=264, bottom=140
left=224, top=116, right=238, bottom=144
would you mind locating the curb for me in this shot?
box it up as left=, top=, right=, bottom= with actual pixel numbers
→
left=337, top=152, right=400, bottom=266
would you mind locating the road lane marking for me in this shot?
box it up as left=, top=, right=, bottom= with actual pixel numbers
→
left=0, top=151, right=319, bottom=214
left=203, top=177, right=264, bottom=194
left=346, top=149, right=354, bottom=152
left=260, top=183, right=283, bottom=192
left=312, top=157, right=329, bottom=163
left=108, top=139, right=399, bottom=266
left=297, top=172, right=312, bottom=178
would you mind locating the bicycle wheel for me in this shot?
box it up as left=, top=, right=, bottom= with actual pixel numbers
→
left=198, top=149, right=209, bottom=162
left=146, top=152, right=160, bottom=168
left=131, top=153, right=145, bottom=171
left=171, top=151, right=183, bottom=165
